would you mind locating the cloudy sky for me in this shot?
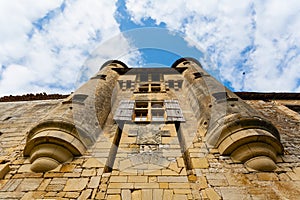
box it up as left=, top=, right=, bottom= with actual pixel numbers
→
left=0, top=0, right=300, bottom=96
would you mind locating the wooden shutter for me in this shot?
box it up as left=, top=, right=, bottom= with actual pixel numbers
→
left=114, top=100, right=134, bottom=121
left=164, top=100, right=185, bottom=122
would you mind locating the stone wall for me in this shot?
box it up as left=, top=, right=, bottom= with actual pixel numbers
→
left=0, top=97, right=299, bottom=199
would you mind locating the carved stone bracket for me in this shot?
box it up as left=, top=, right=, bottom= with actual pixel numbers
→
left=23, top=120, right=86, bottom=172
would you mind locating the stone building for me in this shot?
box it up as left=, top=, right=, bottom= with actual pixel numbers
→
left=0, top=57, right=299, bottom=199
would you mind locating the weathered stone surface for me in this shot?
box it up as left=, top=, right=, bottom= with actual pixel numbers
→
left=65, top=192, right=80, bottom=198
left=132, top=189, right=142, bottom=200
left=0, top=179, right=22, bottom=192
left=107, top=194, right=121, bottom=200
left=20, top=191, right=46, bottom=200
left=110, top=176, right=127, bottom=182
left=63, top=178, right=89, bottom=191
left=18, top=164, right=32, bottom=173
left=121, top=189, right=131, bottom=200
left=257, top=172, right=278, bottom=181
left=83, top=158, right=104, bottom=168
left=163, top=189, right=173, bottom=200
left=0, top=164, right=10, bottom=179
left=191, top=157, right=209, bottom=169
left=88, top=176, right=101, bottom=189
left=60, top=164, right=76, bottom=172
left=158, top=176, right=188, bottom=183
left=205, top=188, right=221, bottom=200
left=78, top=189, right=92, bottom=200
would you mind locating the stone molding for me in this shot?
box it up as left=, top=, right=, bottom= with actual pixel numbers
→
left=24, top=120, right=87, bottom=172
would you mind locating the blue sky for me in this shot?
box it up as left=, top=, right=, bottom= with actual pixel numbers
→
left=0, top=0, right=300, bottom=95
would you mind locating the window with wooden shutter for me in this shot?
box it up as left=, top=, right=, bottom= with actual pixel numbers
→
left=164, top=100, right=185, bottom=122
left=114, top=100, right=134, bottom=121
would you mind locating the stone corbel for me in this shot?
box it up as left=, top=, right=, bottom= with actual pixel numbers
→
left=23, top=120, right=87, bottom=172
left=214, top=116, right=284, bottom=171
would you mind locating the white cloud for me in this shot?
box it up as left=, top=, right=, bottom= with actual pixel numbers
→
left=0, top=0, right=141, bottom=96
left=1, top=0, right=299, bottom=95
left=125, top=0, right=300, bottom=92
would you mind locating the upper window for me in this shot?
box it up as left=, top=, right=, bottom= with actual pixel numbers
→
left=137, top=83, right=162, bottom=93
left=114, top=100, right=185, bottom=122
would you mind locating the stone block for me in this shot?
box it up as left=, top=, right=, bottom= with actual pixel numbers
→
left=12, top=172, right=43, bottom=179
left=191, top=158, right=209, bottom=169
left=121, top=189, right=131, bottom=200
left=107, top=194, right=121, bottom=200
left=158, top=176, right=188, bottom=183
left=207, top=179, right=228, bottom=187
left=82, top=169, right=97, bottom=177
left=20, top=191, right=46, bottom=200
left=37, top=179, right=51, bottom=191
left=78, top=189, right=92, bottom=200
left=65, top=192, right=80, bottom=198
left=0, top=192, right=25, bottom=199
left=286, top=171, right=300, bottom=181
left=17, top=178, right=43, bottom=191
left=142, top=189, right=152, bottom=199
left=199, top=176, right=208, bottom=189
left=18, top=164, right=32, bottom=173
left=159, top=182, right=168, bottom=189
left=88, top=176, right=101, bottom=189
left=134, top=183, right=159, bottom=189
left=63, top=178, right=89, bottom=191
left=173, top=189, right=192, bottom=194
left=153, top=189, right=163, bottom=200
left=168, top=162, right=182, bottom=173
left=0, top=164, right=10, bottom=179
left=176, top=158, right=185, bottom=168
left=107, top=189, right=121, bottom=194
left=50, top=178, right=67, bottom=185
left=132, top=189, right=142, bottom=200
left=162, top=169, right=179, bottom=175
left=110, top=176, right=128, bottom=182
left=0, top=179, right=22, bottom=192
left=83, top=158, right=104, bottom=168
left=63, top=172, right=81, bottom=178
left=205, top=188, right=221, bottom=200
left=95, top=191, right=106, bottom=199
left=163, top=189, right=173, bottom=200
left=108, top=182, right=134, bottom=189
left=257, top=172, right=278, bottom=181
left=128, top=175, right=147, bottom=183
left=169, top=183, right=190, bottom=189
left=60, top=164, right=76, bottom=172
left=45, top=184, right=65, bottom=192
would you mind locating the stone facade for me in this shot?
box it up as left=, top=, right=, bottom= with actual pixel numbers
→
left=0, top=58, right=299, bottom=199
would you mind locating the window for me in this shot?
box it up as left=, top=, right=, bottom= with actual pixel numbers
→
left=137, top=83, right=162, bottom=93
left=134, top=110, right=149, bottom=121
left=152, top=73, right=161, bottom=82
left=168, top=80, right=174, bottom=88
left=126, top=80, right=131, bottom=89
left=164, top=100, right=185, bottom=121
left=114, top=100, right=135, bottom=121
left=133, top=101, right=165, bottom=122
left=138, top=84, right=150, bottom=93
left=114, top=100, right=185, bottom=122
left=139, top=73, right=148, bottom=82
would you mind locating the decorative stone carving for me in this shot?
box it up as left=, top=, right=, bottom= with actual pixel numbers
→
left=23, top=120, right=86, bottom=172
left=215, top=117, right=283, bottom=171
